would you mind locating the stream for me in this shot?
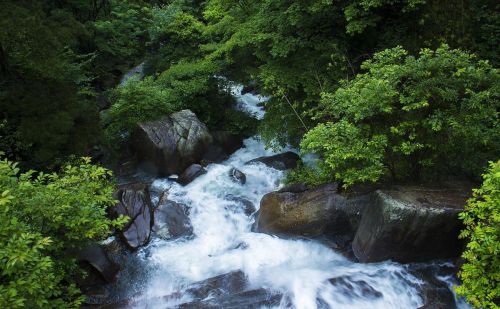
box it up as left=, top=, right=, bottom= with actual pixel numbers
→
left=111, top=85, right=469, bottom=309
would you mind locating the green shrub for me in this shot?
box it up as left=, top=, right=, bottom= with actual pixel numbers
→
left=0, top=157, right=126, bottom=308
left=456, top=160, right=500, bottom=309
left=298, top=45, right=499, bottom=187
left=104, top=76, right=178, bottom=144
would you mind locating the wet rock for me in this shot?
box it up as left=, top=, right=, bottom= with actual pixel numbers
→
left=228, top=167, right=246, bottom=185
left=211, top=131, right=244, bottom=156
left=78, top=245, right=120, bottom=283
left=133, top=110, right=213, bottom=176
left=100, top=236, right=132, bottom=270
left=185, top=271, right=248, bottom=299
left=258, top=183, right=367, bottom=239
left=411, top=264, right=457, bottom=309
left=328, top=276, right=383, bottom=299
left=178, top=271, right=282, bottom=309
left=245, top=152, right=299, bottom=170
left=153, top=198, right=193, bottom=240
left=112, top=183, right=153, bottom=250
left=179, top=288, right=283, bottom=309
left=417, top=289, right=456, bottom=309
left=81, top=285, right=113, bottom=306
left=352, top=185, right=470, bottom=263
left=178, top=164, right=207, bottom=185
left=225, top=194, right=256, bottom=216
left=201, top=144, right=228, bottom=165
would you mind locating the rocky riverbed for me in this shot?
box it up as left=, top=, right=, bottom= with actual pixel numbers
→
left=81, top=85, right=471, bottom=309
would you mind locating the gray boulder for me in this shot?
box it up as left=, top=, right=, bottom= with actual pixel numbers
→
left=352, top=185, right=469, bottom=263
left=112, top=183, right=153, bottom=250
left=153, top=198, right=193, bottom=240
left=257, top=183, right=367, bottom=240
left=245, top=152, right=299, bottom=170
left=178, top=164, right=207, bottom=185
left=133, top=110, right=213, bottom=176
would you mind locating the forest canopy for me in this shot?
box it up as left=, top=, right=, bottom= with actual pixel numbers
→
left=0, top=0, right=498, bottom=307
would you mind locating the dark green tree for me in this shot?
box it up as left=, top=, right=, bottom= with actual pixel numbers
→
left=297, top=46, right=499, bottom=187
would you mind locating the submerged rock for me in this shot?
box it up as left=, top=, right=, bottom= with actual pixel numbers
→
left=153, top=198, right=193, bottom=240
left=228, top=167, right=246, bottom=185
left=178, top=164, right=207, bottom=185
left=352, top=185, right=469, bottom=263
left=185, top=271, right=248, bottom=299
left=245, top=151, right=299, bottom=170
left=112, top=183, right=153, bottom=250
left=258, top=183, right=367, bottom=240
left=225, top=194, right=256, bottom=216
left=178, top=289, right=283, bottom=309
left=177, top=271, right=283, bottom=309
left=133, top=110, right=213, bottom=176
left=328, top=276, right=383, bottom=300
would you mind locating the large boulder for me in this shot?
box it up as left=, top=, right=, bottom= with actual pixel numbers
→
left=352, top=185, right=469, bottom=263
left=178, top=164, right=207, bottom=185
left=133, top=110, right=213, bottom=176
left=245, top=152, right=299, bottom=170
left=112, top=183, right=153, bottom=250
left=257, top=183, right=367, bottom=241
left=153, top=198, right=193, bottom=240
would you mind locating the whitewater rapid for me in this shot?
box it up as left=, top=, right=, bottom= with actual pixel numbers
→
left=125, top=85, right=467, bottom=309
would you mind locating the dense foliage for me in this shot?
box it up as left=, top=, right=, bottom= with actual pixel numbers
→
left=0, top=157, right=125, bottom=308
left=104, top=0, right=259, bottom=147
left=0, top=0, right=154, bottom=170
left=200, top=0, right=499, bottom=149
left=296, top=46, right=499, bottom=187
left=2, top=0, right=499, bottom=306
left=457, top=161, right=500, bottom=308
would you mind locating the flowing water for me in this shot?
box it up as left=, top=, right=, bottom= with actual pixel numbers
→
left=115, top=85, right=468, bottom=309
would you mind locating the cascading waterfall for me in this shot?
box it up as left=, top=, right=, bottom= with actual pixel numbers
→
left=123, top=85, right=467, bottom=309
